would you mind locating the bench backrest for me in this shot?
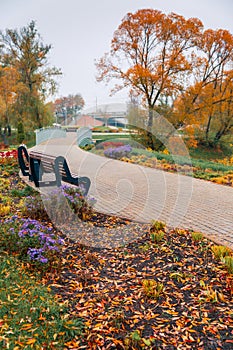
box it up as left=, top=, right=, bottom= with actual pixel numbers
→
left=18, top=146, right=29, bottom=176
left=29, top=151, right=56, bottom=172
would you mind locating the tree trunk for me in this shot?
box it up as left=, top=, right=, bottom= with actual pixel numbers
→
left=147, top=107, right=154, bottom=131
left=36, top=108, right=42, bottom=129
left=146, top=106, right=154, bottom=148
left=213, top=127, right=227, bottom=145
left=205, top=115, right=212, bottom=144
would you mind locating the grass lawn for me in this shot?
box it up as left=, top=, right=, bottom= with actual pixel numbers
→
left=189, top=145, right=232, bottom=162
left=0, top=154, right=233, bottom=349
left=0, top=256, right=83, bottom=349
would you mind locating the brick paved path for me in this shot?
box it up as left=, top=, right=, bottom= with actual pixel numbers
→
left=31, top=134, right=233, bottom=249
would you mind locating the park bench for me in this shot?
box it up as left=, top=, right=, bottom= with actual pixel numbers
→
left=17, top=146, right=91, bottom=195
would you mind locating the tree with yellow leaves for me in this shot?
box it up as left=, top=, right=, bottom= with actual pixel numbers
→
left=0, top=66, right=18, bottom=130
left=0, top=21, right=61, bottom=131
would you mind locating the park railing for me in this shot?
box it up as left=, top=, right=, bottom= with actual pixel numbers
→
left=35, top=127, right=66, bottom=145
left=77, top=127, right=92, bottom=147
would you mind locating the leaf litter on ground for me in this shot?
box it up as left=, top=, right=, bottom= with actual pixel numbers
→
left=45, top=220, right=233, bottom=350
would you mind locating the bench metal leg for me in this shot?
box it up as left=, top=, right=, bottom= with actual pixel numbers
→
left=54, top=156, right=91, bottom=195
left=29, top=157, right=43, bottom=187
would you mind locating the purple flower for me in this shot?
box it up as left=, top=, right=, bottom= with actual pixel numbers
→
left=104, top=144, right=132, bottom=159
left=5, top=216, right=63, bottom=265
left=27, top=247, right=48, bottom=264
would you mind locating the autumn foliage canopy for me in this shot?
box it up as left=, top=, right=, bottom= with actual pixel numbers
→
left=96, top=9, right=233, bottom=146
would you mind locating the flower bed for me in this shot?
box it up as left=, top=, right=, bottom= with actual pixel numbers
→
left=0, top=149, right=18, bottom=164
left=104, top=144, right=132, bottom=159
left=1, top=216, right=64, bottom=268
left=0, top=149, right=17, bottom=159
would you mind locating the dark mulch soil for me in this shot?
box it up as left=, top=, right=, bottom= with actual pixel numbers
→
left=46, top=221, right=233, bottom=350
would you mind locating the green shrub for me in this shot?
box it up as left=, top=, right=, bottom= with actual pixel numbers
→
left=10, top=185, right=36, bottom=198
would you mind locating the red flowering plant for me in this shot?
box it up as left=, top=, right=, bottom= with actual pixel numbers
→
left=0, top=149, right=18, bottom=165
left=103, top=141, right=124, bottom=149
left=96, top=141, right=125, bottom=150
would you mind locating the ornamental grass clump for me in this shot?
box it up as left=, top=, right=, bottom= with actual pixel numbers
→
left=150, top=220, right=166, bottom=231
left=0, top=216, right=63, bottom=268
left=191, top=231, right=204, bottom=242
left=142, top=279, right=164, bottom=299
left=211, top=245, right=231, bottom=260
left=221, top=256, right=233, bottom=274
left=150, top=220, right=166, bottom=243
left=150, top=230, right=165, bottom=243
left=104, top=144, right=132, bottom=159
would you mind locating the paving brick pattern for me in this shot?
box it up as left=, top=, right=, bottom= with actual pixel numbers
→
left=30, top=134, right=233, bottom=249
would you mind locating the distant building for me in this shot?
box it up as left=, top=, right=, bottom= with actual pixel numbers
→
left=83, top=103, right=128, bottom=128
left=75, top=115, right=103, bottom=128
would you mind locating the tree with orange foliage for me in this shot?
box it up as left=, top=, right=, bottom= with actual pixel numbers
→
left=175, top=28, right=233, bottom=146
left=53, top=94, right=85, bottom=125
left=96, top=9, right=203, bottom=148
left=0, top=66, right=18, bottom=129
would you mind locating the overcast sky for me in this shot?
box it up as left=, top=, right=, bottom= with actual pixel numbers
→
left=1, top=0, right=233, bottom=108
